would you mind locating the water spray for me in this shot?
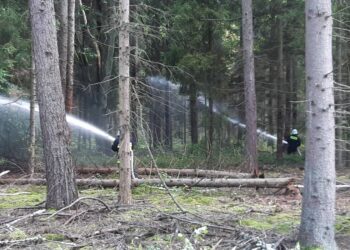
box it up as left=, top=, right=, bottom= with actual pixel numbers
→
left=147, top=76, right=286, bottom=144
left=0, top=95, right=115, bottom=142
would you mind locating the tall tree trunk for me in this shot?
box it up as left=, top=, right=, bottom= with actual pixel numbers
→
left=151, top=91, right=162, bottom=148
left=29, top=0, right=78, bottom=209
left=28, top=52, right=36, bottom=176
left=183, top=97, right=187, bottom=145
left=206, top=21, right=214, bottom=154
left=189, top=83, right=198, bottom=144
left=65, top=0, right=76, bottom=113
left=267, top=4, right=277, bottom=145
left=335, top=5, right=345, bottom=168
left=276, top=17, right=285, bottom=161
left=164, top=80, right=172, bottom=150
left=291, top=58, right=298, bottom=128
left=299, top=0, right=336, bottom=248
left=118, top=0, right=132, bottom=205
left=242, top=0, right=258, bottom=176
left=208, top=96, right=214, bottom=153
left=284, top=54, right=293, bottom=135
left=55, top=0, right=68, bottom=94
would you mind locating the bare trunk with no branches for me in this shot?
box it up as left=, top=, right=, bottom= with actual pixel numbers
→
left=299, top=1, right=336, bottom=248
left=65, top=0, right=76, bottom=113
left=118, top=0, right=132, bottom=205
left=242, top=0, right=258, bottom=176
left=29, top=0, right=78, bottom=209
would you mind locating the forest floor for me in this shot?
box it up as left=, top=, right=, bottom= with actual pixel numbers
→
left=0, top=165, right=349, bottom=250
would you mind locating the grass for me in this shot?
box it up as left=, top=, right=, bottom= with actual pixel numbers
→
left=0, top=185, right=45, bottom=209
left=43, top=233, right=66, bottom=241
left=241, top=213, right=300, bottom=234
left=336, top=215, right=350, bottom=235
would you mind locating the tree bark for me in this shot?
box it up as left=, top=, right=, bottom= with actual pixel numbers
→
left=65, top=0, right=76, bottom=113
left=242, top=0, right=258, bottom=176
left=28, top=52, right=36, bottom=176
left=276, top=17, right=286, bottom=161
left=164, top=81, right=172, bottom=150
left=54, top=0, right=68, bottom=94
left=189, top=83, right=198, bottom=144
left=299, top=1, right=336, bottom=249
left=118, top=0, right=132, bottom=205
left=284, top=54, right=293, bottom=135
left=208, top=96, right=214, bottom=153
left=76, top=167, right=254, bottom=178
left=151, top=89, right=162, bottom=148
left=29, top=0, right=78, bottom=209
left=335, top=5, right=345, bottom=168
left=0, top=177, right=294, bottom=188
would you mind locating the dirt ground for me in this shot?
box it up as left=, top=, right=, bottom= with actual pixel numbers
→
left=0, top=166, right=349, bottom=249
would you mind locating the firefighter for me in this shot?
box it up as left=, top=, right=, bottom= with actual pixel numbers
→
left=111, top=131, right=138, bottom=178
left=286, top=129, right=301, bottom=154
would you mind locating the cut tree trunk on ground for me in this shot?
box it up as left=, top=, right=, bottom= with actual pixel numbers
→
left=76, top=167, right=254, bottom=178
left=0, top=177, right=293, bottom=188
left=296, top=185, right=350, bottom=192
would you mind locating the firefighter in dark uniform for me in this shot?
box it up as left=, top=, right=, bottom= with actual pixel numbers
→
left=111, top=131, right=138, bottom=178
left=286, top=129, right=301, bottom=154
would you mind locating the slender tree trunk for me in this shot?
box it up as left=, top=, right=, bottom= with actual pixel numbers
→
left=242, top=0, right=258, bottom=176
left=285, top=54, right=292, bottom=135
left=183, top=97, right=187, bottom=145
left=267, top=5, right=277, bottom=146
left=276, top=17, right=286, bottom=161
left=65, top=0, right=76, bottom=113
left=29, top=0, right=78, bottom=209
left=291, top=57, right=298, bottom=128
left=299, top=1, right=336, bottom=248
left=335, top=6, right=345, bottom=168
left=55, top=0, right=68, bottom=94
left=151, top=91, right=162, bottom=148
left=118, top=0, right=132, bottom=205
left=164, top=80, right=172, bottom=149
left=189, top=83, right=198, bottom=144
left=28, top=52, right=36, bottom=176
left=208, top=96, right=214, bottom=153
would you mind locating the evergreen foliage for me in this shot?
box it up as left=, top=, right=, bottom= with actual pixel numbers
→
left=0, top=1, right=30, bottom=93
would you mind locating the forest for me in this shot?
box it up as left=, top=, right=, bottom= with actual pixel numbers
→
left=0, top=0, right=349, bottom=249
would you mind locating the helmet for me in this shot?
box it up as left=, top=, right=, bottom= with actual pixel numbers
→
left=291, top=129, right=298, bottom=135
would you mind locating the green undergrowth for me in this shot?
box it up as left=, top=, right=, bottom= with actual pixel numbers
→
left=2, top=182, right=349, bottom=246
left=43, top=233, right=65, bottom=241
left=0, top=185, right=45, bottom=209
left=239, top=214, right=350, bottom=236
left=79, top=187, right=116, bottom=197
left=133, top=185, right=218, bottom=210
left=336, top=215, right=350, bottom=235
left=240, top=213, right=300, bottom=234
left=258, top=151, right=305, bottom=166
left=8, top=229, right=28, bottom=240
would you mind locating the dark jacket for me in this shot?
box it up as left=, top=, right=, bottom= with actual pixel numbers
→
left=111, top=135, right=136, bottom=152
left=111, top=136, right=120, bottom=152
left=287, top=134, right=301, bottom=154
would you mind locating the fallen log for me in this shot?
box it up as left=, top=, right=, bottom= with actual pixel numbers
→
left=296, top=184, right=350, bottom=192
left=76, top=167, right=116, bottom=175
left=0, top=177, right=293, bottom=188
left=138, top=168, right=254, bottom=178
left=76, top=167, right=254, bottom=178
